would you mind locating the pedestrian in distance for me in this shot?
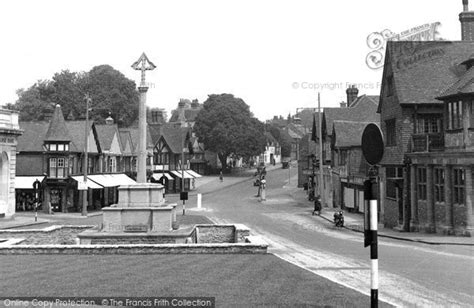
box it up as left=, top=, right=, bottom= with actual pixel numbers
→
left=312, top=195, right=322, bottom=216
left=219, top=170, right=223, bottom=182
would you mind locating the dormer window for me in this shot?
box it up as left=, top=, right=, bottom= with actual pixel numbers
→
left=46, top=142, right=69, bottom=152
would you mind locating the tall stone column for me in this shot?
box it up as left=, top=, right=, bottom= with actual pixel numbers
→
left=410, top=164, right=418, bottom=231
left=426, top=164, right=435, bottom=233
left=132, top=52, right=156, bottom=184
left=444, top=165, right=454, bottom=234
left=465, top=165, right=473, bottom=236
left=137, top=86, right=148, bottom=183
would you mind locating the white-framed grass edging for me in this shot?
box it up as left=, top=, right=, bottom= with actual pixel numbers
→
left=0, top=224, right=269, bottom=254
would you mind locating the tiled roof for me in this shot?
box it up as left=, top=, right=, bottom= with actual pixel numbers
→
left=65, top=121, right=94, bottom=152
left=287, top=123, right=307, bottom=139
left=44, top=105, right=71, bottom=142
left=160, top=124, right=190, bottom=154
left=333, top=121, right=374, bottom=148
left=17, top=122, right=49, bottom=152
left=324, top=95, right=379, bottom=135
left=119, top=126, right=154, bottom=151
left=437, top=66, right=474, bottom=99
left=380, top=41, right=474, bottom=110
left=119, top=131, right=133, bottom=155
left=95, top=124, right=118, bottom=152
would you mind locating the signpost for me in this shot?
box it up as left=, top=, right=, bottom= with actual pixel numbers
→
left=361, top=123, right=384, bottom=308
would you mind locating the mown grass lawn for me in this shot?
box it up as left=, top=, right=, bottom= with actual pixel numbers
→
left=0, top=254, right=389, bottom=307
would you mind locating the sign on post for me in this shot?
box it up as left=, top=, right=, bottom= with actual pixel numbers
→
left=361, top=123, right=384, bottom=308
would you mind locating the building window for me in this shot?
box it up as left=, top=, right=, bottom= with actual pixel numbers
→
left=339, top=150, right=347, bottom=165
left=453, top=168, right=465, bottom=205
left=385, top=166, right=403, bottom=199
left=416, top=116, right=442, bottom=133
left=88, top=157, right=93, bottom=174
left=385, top=119, right=396, bottom=146
left=417, top=167, right=427, bottom=201
left=434, top=167, right=445, bottom=203
left=108, top=157, right=116, bottom=173
left=49, top=157, right=67, bottom=178
left=448, top=101, right=463, bottom=130
left=47, top=143, right=69, bottom=152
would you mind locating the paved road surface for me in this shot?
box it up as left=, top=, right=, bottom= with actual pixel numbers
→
left=172, top=167, right=474, bottom=307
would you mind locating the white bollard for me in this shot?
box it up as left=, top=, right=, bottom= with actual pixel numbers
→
left=197, top=193, right=202, bottom=209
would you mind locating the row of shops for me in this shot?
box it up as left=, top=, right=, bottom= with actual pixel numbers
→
left=15, top=173, right=136, bottom=213
left=150, top=169, right=202, bottom=193
left=14, top=169, right=204, bottom=213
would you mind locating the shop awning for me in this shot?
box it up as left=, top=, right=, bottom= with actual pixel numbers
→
left=152, top=173, right=173, bottom=181
left=71, top=176, right=103, bottom=190
left=88, top=174, right=137, bottom=187
left=185, top=170, right=202, bottom=178
left=15, top=176, right=45, bottom=189
left=170, top=170, right=194, bottom=179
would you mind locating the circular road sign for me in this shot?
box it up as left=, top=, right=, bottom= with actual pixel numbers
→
left=361, top=123, right=384, bottom=165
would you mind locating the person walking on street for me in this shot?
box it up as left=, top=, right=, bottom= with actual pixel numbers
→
left=219, top=170, right=223, bottom=182
left=312, top=195, right=322, bottom=216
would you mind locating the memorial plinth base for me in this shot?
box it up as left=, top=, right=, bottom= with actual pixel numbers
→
left=102, top=205, right=177, bottom=232
left=101, top=183, right=177, bottom=233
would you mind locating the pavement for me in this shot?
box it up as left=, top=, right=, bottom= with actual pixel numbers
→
left=290, top=187, right=474, bottom=246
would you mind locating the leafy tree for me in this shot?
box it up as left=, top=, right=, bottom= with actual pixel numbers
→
left=13, top=66, right=139, bottom=127
left=194, top=94, right=266, bottom=170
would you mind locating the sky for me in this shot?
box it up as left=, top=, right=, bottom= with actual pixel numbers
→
left=0, top=0, right=465, bottom=121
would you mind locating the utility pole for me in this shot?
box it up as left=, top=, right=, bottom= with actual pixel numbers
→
left=318, top=92, right=324, bottom=207
left=82, top=94, right=90, bottom=216
left=181, top=133, right=186, bottom=215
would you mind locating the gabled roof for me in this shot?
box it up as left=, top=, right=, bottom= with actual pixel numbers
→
left=160, top=125, right=188, bottom=154
left=324, top=95, right=379, bottom=135
left=95, top=124, right=120, bottom=152
left=122, top=125, right=156, bottom=152
left=159, top=124, right=191, bottom=154
left=44, top=104, right=71, bottom=142
left=286, top=123, right=307, bottom=139
left=437, top=66, right=474, bottom=99
left=333, top=121, right=373, bottom=148
left=378, top=41, right=474, bottom=112
left=119, top=130, right=133, bottom=155
left=17, top=122, right=49, bottom=152
left=65, top=121, right=96, bottom=153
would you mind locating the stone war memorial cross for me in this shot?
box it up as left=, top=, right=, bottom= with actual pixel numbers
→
left=132, top=52, right=156, bottom=183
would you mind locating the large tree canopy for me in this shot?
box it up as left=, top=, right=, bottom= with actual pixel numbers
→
left=13, top=65, right=139, bottom=127
left=194, top=94, right=266, bottom=169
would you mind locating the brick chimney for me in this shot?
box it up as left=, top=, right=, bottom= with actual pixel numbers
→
left=191, top=99, right=199, bottom=109
left=346, top=85, right=359, bottom=107
left=460, top=0, right=474, bottom=41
